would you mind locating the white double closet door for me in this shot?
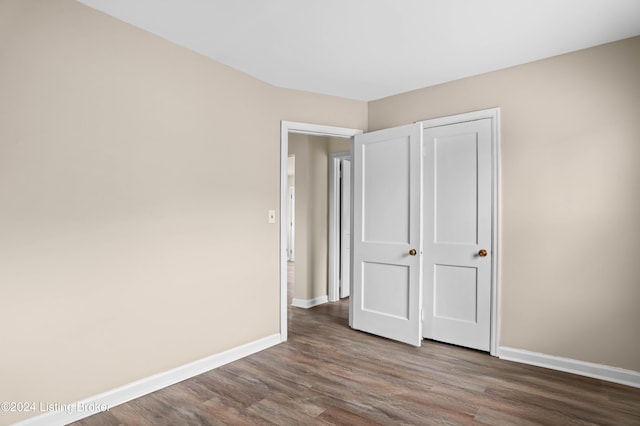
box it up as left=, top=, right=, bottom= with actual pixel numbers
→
left=350, top=113, right=495, bottom=351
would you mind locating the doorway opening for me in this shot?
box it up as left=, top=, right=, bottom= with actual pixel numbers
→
left=279, top=121, right=363, bottom=342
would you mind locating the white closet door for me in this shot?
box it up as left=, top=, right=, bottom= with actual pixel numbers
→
left=351, top=123, right=423, bottom=347
left=422, top=118, right=492, bottom=351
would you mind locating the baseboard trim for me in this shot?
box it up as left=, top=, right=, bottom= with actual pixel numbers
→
left=291, top=295, right=328, bottom=309
left=16, top=334, right=282, bottom=426
left=499, top=346, right=640, bottom=389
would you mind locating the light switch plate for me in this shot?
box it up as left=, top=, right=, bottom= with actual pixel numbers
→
left=268, top=209, right=276, bottom=224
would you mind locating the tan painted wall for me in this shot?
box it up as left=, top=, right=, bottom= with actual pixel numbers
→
left=328, top=136, right=351, bottom=154
left=0, top=1, right=366, bottom=423
left=369, top=36, right=640, bottom=372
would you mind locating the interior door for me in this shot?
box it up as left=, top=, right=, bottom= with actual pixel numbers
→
left=287, top=186, right=295, bottom=261
left=350, top=123, right=423, bottom=347
left=340, top=158, right=351, bottom=298
left=422, top=119, right=492, bottom=351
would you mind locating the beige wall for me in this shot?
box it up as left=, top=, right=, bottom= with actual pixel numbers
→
left=0, top=1, right=366, bottom=424
left=369, top=36, right=640, bottom=372
left=328, top=136, right=351, bottom=154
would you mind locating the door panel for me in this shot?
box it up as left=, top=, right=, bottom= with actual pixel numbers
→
left=363, top=137, right=411, bottom=244
left=434, top=265, right=477, bottom=322
left=434, top=134, right=478, bottom=244
left=351, top=123, right=422, bottom=347
left=423, top=119, right=492, bottom=351
left=362, top=262, right=410, bottom=319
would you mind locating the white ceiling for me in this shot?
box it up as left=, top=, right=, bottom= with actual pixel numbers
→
left=77, top=0, right=640, bottom=101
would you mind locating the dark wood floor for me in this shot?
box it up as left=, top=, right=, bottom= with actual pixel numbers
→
left=74, top=300, right=640, bottom=425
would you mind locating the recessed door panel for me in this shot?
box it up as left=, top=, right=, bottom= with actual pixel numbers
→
left=435, top=133, right=478, bottom=244
left=362, top=262, right=409, bottom=320
left=363, top=137, right=410, bottom=244
left=434, top=264, right=477, bottom=323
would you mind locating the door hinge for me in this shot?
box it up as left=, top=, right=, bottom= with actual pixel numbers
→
left=421, top=308, right=424, bottom=321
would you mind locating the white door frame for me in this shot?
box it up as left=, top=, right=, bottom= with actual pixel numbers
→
left=419, top=107, right=501, bottom=356
left=328, top=151, right=351, bottom=302
left=280, top=121, right=363, bottom=341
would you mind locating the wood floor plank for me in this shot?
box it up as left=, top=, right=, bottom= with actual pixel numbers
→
left=246, top=391, right=325, bottom=424
left=199, top=397, right=275, bottom=426
left=72, top=299, right=640, bottom=425
left=315, top=405, right=384, bottom=426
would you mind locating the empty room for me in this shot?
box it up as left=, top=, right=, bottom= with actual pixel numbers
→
left=1, top=1, right=639, bottom=425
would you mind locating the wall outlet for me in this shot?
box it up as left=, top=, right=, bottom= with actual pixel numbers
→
left=268, top=209, right=276, bottom=224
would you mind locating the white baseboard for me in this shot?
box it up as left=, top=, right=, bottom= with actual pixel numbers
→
left=499, top=346, right=640, bottom=389
left=291, top=295, right=328, bottom=309
left=16, top=334, right=282, bottom=426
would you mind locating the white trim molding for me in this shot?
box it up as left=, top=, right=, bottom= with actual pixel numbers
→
left=16, top=334, right=281, bottom=426
left=291, top=295, right=329, bottom=309
left=499, top=347, right=640, bottom=389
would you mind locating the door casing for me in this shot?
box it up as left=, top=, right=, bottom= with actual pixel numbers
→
left=280, top=121, right=363, bottom=341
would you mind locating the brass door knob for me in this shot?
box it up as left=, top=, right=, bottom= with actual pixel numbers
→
left=478, top=249, right=488, bottom=257
left=409, top=249, right=417, bottom=256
